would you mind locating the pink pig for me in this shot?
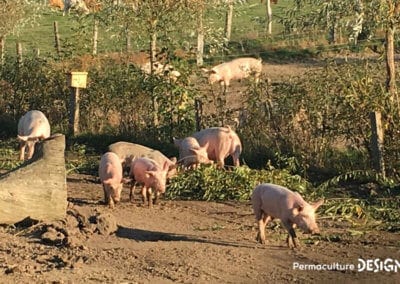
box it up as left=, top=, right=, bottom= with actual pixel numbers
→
left=17, top=110, right=51, bottom=160
left=129, top=157, right=169, bottom=208
left=191, top=126, right=242, bottom=168
left=251, top=183, right=324, bottom=248
left=108, top=141, right=177, bottom=178
left=99, top=152, right=127, bottom=209
left=173, top=137, right=212, bottom=168
left=203, top=57, right=262, bottom=87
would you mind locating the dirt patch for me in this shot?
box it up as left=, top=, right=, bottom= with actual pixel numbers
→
left=0, top=173, right=398, bottom=283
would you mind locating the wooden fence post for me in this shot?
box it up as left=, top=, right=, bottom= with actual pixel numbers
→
left=0, top=36, right=4, bottom=65
left=370, top=111, right=385, bottom=176
left=195, top=98, right=203, bottom=131
left=53, top=21, right=61, bottom=56
left=93, top=20, right=98, bottom=55
left=16, top=43, right=22, bottom=66
left=67, top=72, right=88, bottom=136
left=126, top=29, right=131, bottom=52
left=69, top=87, right=80, bottom=136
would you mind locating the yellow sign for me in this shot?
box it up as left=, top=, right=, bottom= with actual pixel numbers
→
left=67, top=71, right=88, bottom=88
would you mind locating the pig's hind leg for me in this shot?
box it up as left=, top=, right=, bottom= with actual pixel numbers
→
left=256, top=212, right=271, bottom=244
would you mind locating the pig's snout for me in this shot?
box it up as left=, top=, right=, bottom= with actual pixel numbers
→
left=311, top=228, right=320, bottom=235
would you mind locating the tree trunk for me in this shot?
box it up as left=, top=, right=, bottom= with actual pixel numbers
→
left=266, top=0, right=272, bottom=35
left=385, top=26, right=397, bottom=101
left=370, top=112, right=385, bottom=176
left=150, top=31, right=159, bottom=126
left=197, top=9, right=204, bottom=66
left=150, top=31, right=157, bottom=64
left=225, top=1, right=233, bottom=41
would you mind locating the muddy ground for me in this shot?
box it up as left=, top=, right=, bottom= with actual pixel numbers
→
left=1, top=59, right=399, bottom=283
left=0, top=173, right=399, bottom=283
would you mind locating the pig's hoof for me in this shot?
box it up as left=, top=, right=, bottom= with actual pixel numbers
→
left=256, top=234, right=266, bottom=244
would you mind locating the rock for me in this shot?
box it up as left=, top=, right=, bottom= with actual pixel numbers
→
left=0, top=135, right=67, bottom=224
left=94, top=213, right=117, bottom=235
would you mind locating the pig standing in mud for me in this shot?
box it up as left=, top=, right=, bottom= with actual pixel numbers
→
left=129, top=157, right=169, bottom=208
left=108, top=141, right=177, bottom=178
left=173, top=137, right=212, bottom=169
left=203, top=57, right=262, bottom=88
left=251, top=183, right=324, bottom=248
left=192, top=126, right=242, bottom=168
left=17, top=110, right=51, bottom=160
left=99, top=152, right=126, bottom=209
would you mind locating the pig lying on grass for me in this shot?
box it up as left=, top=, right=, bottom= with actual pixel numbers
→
left=251, top=183, right=324, bottom=248
left=129, top=157, right=169, bottom=208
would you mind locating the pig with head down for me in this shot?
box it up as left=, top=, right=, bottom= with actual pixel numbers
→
left=99, top=152, right=127, bottom=209
left=17, top=110, right=51, bottom=161
left=251, top=183, right=324, bottom=248
left=173, top=137, right=212, bottom=169
left=129, top=157, right=169, bottom=208
left=192, top=126, right=242, bottom=168
left=203, top=57, right=262, bottom=88
left=108, top=141, right=177, bottom=178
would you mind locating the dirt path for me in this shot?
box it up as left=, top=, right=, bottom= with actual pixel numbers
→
left=0, top=173, right=399, bottom=283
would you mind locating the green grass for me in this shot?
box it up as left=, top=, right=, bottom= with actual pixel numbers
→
left=4, top=0, right=295, bottom=59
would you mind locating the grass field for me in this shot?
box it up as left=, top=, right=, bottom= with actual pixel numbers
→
left=4, top=0, right=294, bottom=58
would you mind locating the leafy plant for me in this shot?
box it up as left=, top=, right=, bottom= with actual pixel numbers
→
left=166, top=164, right=310, bottom=201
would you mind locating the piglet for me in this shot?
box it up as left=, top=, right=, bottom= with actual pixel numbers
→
left=17, top=110, right=51, bottom=160
left=99, top=152, right=126, bottom=209
left=129, top=157, right=169, bottom=208
left=251, top=183, right=324, bottom=248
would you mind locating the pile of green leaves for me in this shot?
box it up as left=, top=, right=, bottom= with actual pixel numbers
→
left=166, top=164, right=310, bottom=202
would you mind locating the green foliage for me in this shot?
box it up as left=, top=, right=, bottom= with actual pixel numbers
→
left=166, top=164, right=310, bottom=201
left=0, top=145, right=21, bottom=171
left=318, top=170, right=395, bottom=192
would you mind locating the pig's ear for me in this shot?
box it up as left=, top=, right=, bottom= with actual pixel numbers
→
left=202, top=141, right=209, bottom=149
left=162, top=161, right=169, bottom=171
left=191, top=148, right=201, bottom=155
left=312, top=199, right=324, bottom=210
left=145, top=171, right=155, bottom=178
left=201, top=68, right=209, bottom=73
left=169, top=157, right=177, bottom=164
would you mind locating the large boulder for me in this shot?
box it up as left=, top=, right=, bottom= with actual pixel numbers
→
left=0, top=134, right=67, bottom=224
